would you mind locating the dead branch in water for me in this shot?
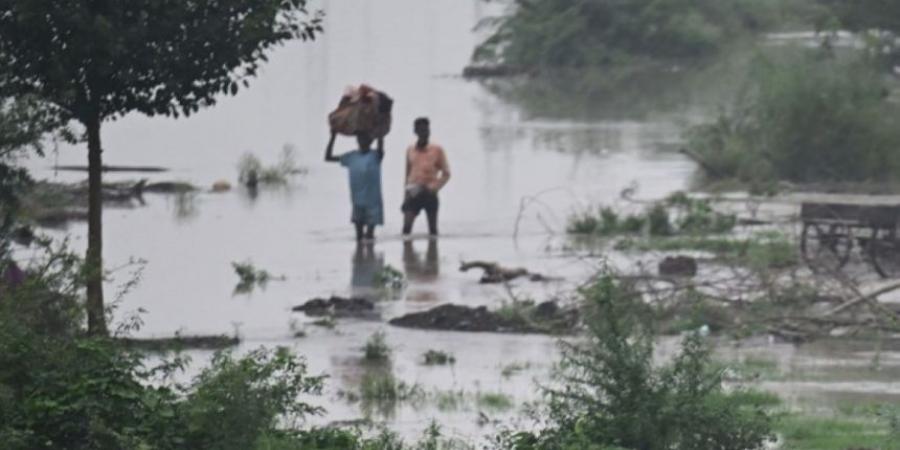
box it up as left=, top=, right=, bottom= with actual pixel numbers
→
left=460, top=260, right=556, bottom=284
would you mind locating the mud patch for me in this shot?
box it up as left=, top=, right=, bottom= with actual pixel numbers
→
left=388, top=302, right=577, bottom=334
left=293, top=296, right=377, bottom=318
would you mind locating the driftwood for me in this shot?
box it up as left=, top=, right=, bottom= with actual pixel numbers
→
left=54, top=165, right=168, bottom=173
left=459, top=260, right=553, bottom=284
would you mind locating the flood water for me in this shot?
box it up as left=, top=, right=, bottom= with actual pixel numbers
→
left=21, top=0, right=900, bottom=441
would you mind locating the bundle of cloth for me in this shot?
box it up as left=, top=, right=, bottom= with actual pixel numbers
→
left=328, top=84, right=393, bottom=138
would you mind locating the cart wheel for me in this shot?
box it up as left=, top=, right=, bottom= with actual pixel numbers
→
left=801, top=223, right=852, bottom=273
left=869, top=228, right=900, bottom=278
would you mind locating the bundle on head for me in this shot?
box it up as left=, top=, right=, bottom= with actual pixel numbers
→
left=329, top=84, right=393, bottom=138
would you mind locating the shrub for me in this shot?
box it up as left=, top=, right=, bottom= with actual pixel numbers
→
left=686, top=53, right=900, bottom=185
left=498, top=276, right=774, bottom=450
left=182, top=347, right=324, bottom=450
left=0, top=244, right=325, bottom=450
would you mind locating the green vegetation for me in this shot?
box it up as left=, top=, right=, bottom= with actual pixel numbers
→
left=501, top=361, right=531, bottom=379
left=568, top=193, right=736, bottom=237
left=0, top=0, right=322, bottom=335
left=617, top=231, right=797, bottom=269
left=687, top=53, right=900, bottom=186
left=311, top=316, right=337, bottom=329
left=232, top=260, right=282, bottom=294
left=0, top=253, right=326, bottom=450
left=775, top=414, right=895, bottom=450
left=497, top=276, right=774, bottom=450
left=423, top=349, right=456, bottom=366
left=374, top=264, right=407, bottom=291
left=475, top=0, right=824, bottom=68
left=364, top=330, right=392, bottom=363
left=238, top=147, right=306, bottom=187
left=357, top=367, right=426, bottom=419
left=476, top=392, right=515, bottom=412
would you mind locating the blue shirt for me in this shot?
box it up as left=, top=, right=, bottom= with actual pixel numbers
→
left=340, top=150, right=384, bottom=225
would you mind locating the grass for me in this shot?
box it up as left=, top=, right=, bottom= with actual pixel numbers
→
left=430, top=389, right=514, bottom=413
left=476, top=392, right=514, bottom=412
left=237, top=146, right=306, bottom=187
left=500, top=361, right=531, bottom=378
left=232, top=260, right=281, bottom=294
left=358, top=368, right=425, bottom=417
left=310, top=317, right=336, bottom=329
left=568, top=193, right=735, bottom=238
left=616, top=231, right=798, bottom=269
left=363, top=331, right=391, bottom=363
left=116, top=334, right=240, bottom=352
left=422, top=349, right=455, bottom=366
left=776, top=414, right=894, bottom=450
left=433, top=390, right=467, bottom=412
left=722, top=356, right=782, bottom=382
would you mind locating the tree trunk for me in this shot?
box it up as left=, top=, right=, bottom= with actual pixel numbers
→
left=86, top=115, right=107, bottom=336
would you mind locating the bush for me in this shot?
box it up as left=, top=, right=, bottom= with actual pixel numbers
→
left=498, top=276, right=774, bottom=450
left=182, top=347, right=324, bottom=450
left=0, top=245, right=325, bottom=450
left=686, top=53, right=900, bottom=185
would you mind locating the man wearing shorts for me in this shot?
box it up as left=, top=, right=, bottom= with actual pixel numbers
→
left=402, top=117, right=450, bottom=236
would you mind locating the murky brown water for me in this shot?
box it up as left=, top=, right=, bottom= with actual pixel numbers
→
left=20, top=0, right=900, bottom=440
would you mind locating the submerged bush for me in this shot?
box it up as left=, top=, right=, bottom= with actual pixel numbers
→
left=498, top=276, right=774, bottom=450
left=687, top=53, right=900, bottom=185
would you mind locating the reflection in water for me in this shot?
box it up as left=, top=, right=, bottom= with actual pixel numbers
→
left=352, top=242, right=384, bottom=296
left=171, top=192, right=199, bottom=223
left=403, top=239, right=440, bottom=303
left=402, top=239, right=439, bottom=282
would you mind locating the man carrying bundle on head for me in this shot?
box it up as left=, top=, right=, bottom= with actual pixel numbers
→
left=325, top=85, right=392, bottom=241
left=402, top=117, right=451, bottom=237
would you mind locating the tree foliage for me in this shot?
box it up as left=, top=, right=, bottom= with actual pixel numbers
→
left=0, top=0, right=323, bottom=335
left=0, top=0, right=323, bottom=121
left=474, top=0, right=815, bottom=67
left=498, top=276, right=773, bottom=450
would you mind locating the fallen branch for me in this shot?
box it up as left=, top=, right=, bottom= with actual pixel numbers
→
left=459, top=260, right=555, bottom=284
left=820, top=281, right=900, bottom=318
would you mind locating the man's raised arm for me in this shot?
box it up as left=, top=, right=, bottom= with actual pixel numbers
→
left=324, top=131, right=340, bottom=163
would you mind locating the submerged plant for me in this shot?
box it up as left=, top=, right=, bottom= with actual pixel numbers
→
left=373, top=264, right=406, bottom=291
left=231, top=260, right=273, bottom=294
left=363, top=330, right=391, bottom=363
left=237, top=146, right=307, bottom=187
left=422, top=350, right=456, bottom=366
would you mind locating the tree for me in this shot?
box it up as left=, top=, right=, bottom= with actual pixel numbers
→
left=821, top=0, right=900, bottom=33
left=1, top=97, right=62, bottom=249
left=0, top=0, right=323, bottom=335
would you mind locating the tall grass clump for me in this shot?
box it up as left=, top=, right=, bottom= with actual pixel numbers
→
left=498, top=275, right=774, bottom=450
left=687, top=53, right=900, bottom=186
left=363, top=330, right=391, bottom=363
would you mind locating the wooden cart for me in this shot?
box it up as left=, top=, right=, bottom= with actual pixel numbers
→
left=800, top=202, right=900, bottom=277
